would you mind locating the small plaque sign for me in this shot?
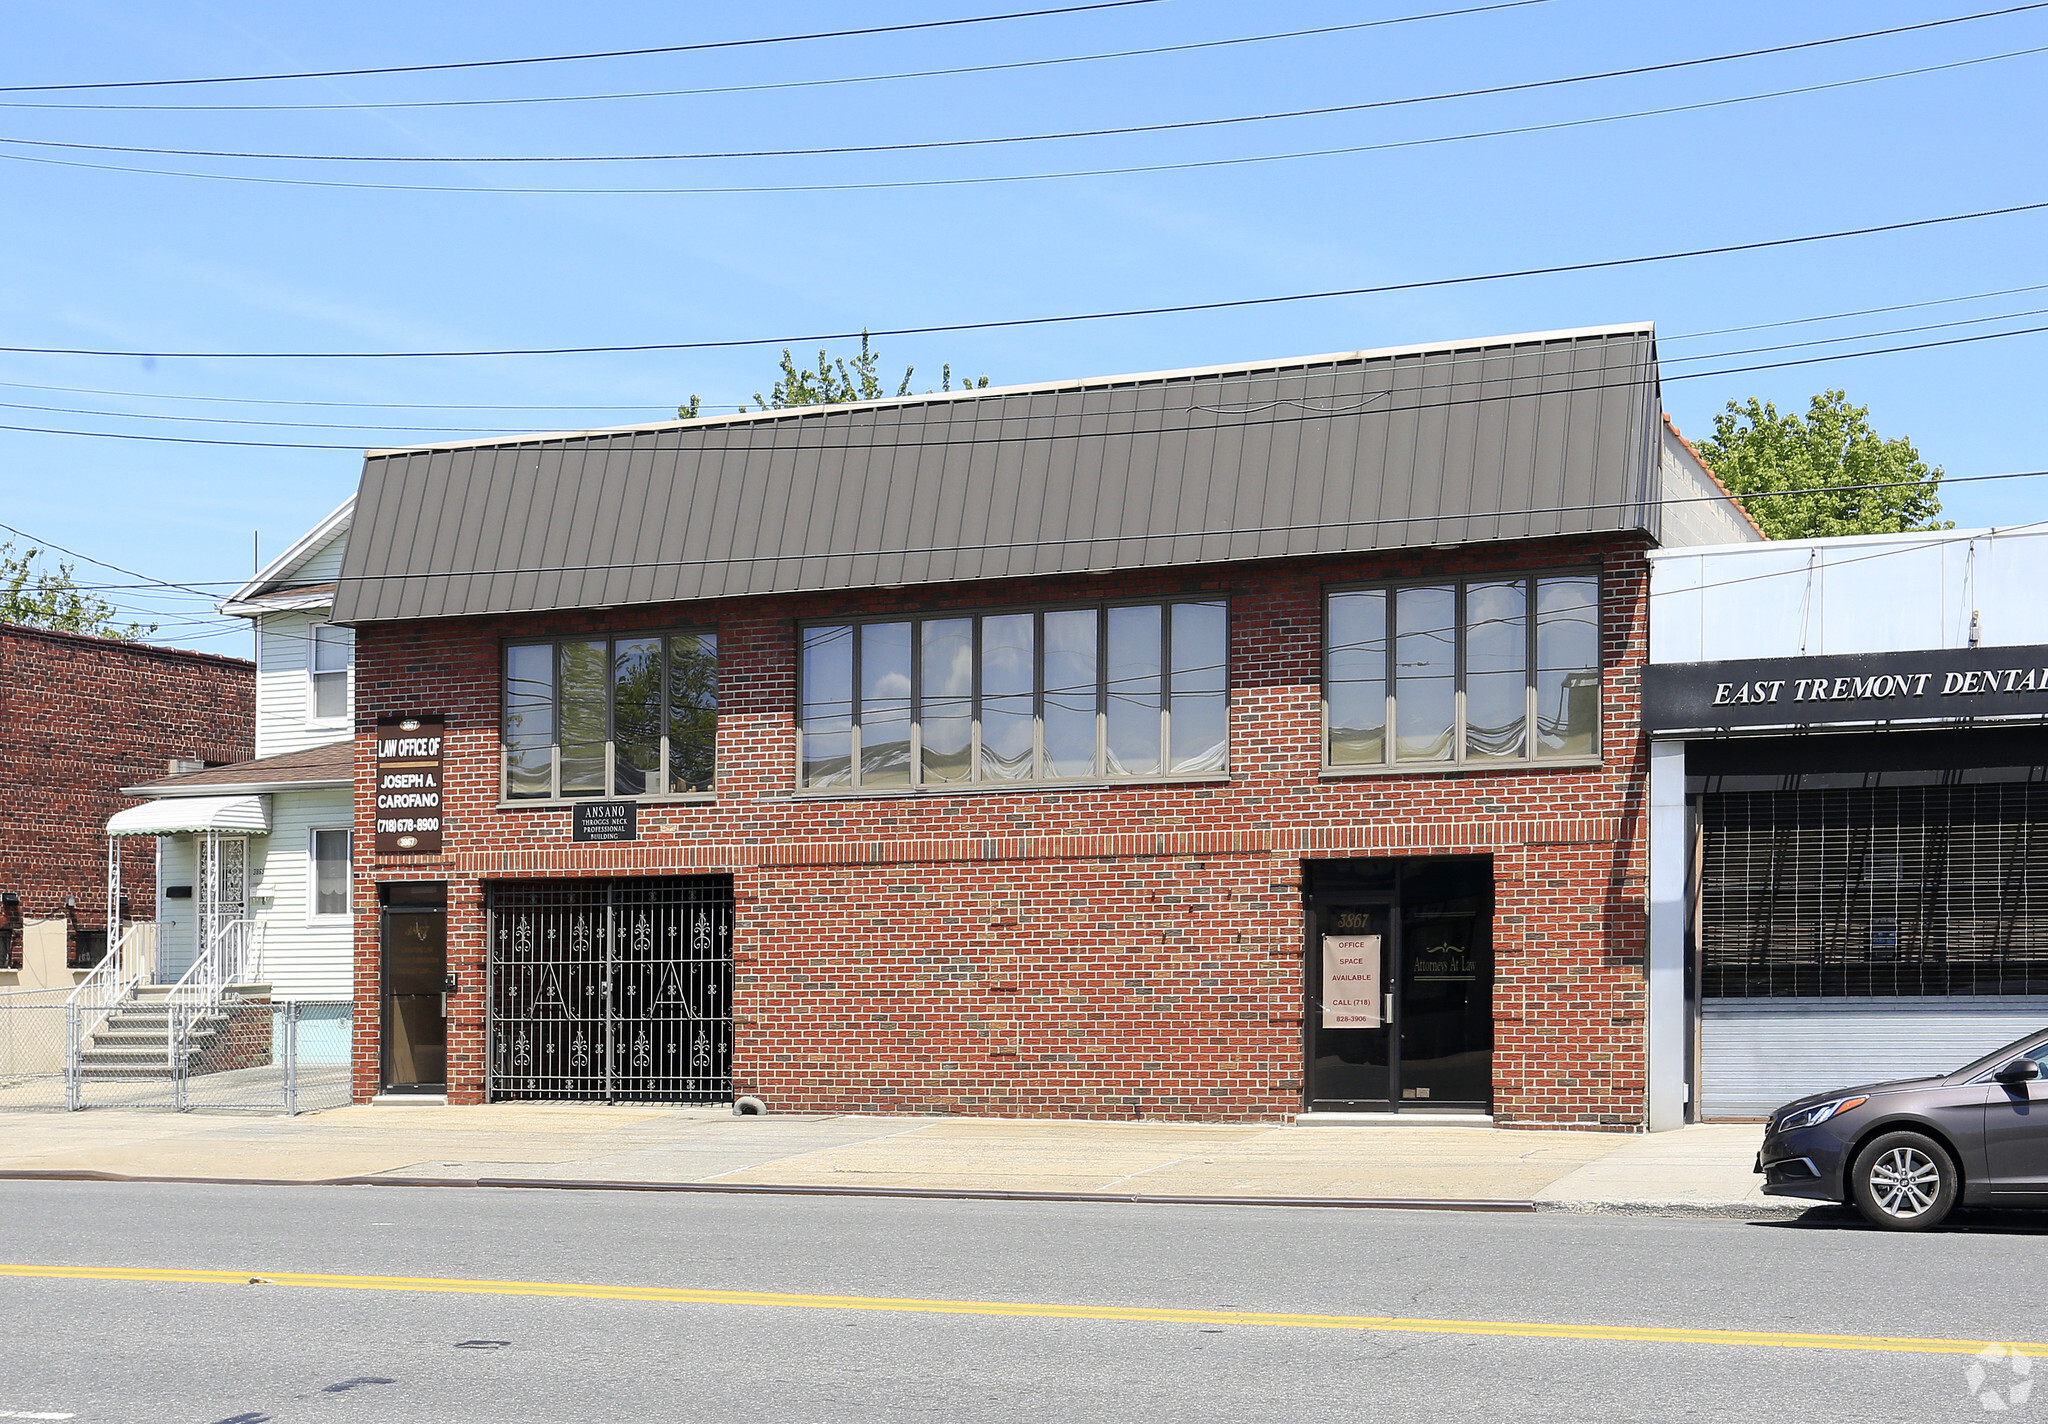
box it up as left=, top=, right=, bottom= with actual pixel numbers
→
left=1321, top=934, right=1382, bottom=1029
left=374, top=715, right=445, bottom=856
left=572, top=800, right=639, bottom=843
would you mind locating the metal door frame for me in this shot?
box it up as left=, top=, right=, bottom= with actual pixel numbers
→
left=379, top=889, right=448, bottom=1093
left=484, top=876, right=733, bottom=1104
left=1302, top=856, right=1495, bottom=1114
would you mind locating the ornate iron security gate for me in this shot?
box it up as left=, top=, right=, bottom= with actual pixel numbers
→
left=486, top=878, right=732, bottom=1103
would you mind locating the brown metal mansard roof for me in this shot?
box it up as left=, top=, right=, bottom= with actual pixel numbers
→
left=332, top=323, right=1665, bottom=625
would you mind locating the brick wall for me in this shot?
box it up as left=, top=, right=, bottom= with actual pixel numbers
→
left=0, top=622, right=254, bottom=962
left=351, top=536, right=1652, bottom=1127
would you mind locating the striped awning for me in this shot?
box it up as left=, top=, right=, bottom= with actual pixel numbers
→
left=106, top=794, right=270, bottom=837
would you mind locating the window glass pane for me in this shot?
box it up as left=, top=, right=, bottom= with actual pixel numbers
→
left=1325, top=590, right=1387, bottom=766
left=311, top=624, right=351, bottom=673
left=613, top=636, right=662, bottom=795
left=1536, top=576, right=1601, bottom=758
left=312, top=670, right=348, bottom=722
left=979, top=613, right=1036, bottom=780
left=558, top=640, right=609, bottom=795
left=1105, top=604, right=1162, bottom=776
left=1042, top=609, right=1098, bottom=779
left=1393, top=585, right=1456, bottom=762
left=919, top=619, right=973, bottom=784
left=503, top=643, right=555, bottom=799
left=860, top=622, right=913, bottom=786
left=801, top=626, right=854, bottom=787
left=313, top=830, right=349, bottom=916
left=667, top=633, right=717, bottom=793
left=311, top=625, right=350, bottom=720
left=1464, top=580, right=1528, bottom=761
left=1168, top=602, right=1227, bottom=773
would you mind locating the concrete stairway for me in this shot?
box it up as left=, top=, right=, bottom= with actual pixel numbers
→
left=74, top=985, right=230, bottom=1081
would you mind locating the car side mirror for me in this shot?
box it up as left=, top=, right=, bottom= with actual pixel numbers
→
left=1995, top=1059, right=2043, bottom=1084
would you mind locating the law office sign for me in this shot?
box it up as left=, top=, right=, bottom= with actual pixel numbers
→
left=1321, top=935, right=1382, bottom=1028
left=1642, top=644, right=2048, bottom=735
left=374, top=715, right=444, bottom=855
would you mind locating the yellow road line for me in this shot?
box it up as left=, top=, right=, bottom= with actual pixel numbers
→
left=0, top=1263, right=2027, bottom=1357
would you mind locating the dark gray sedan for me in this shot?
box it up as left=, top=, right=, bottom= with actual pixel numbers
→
left=1757, top=1027, right=2048, bottom=1229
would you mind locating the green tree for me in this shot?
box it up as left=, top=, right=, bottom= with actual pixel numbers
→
left=1690, top=390, right=1948, bottom=540
left=0, top=542, right=157, bottom=640
left=678, top=332, right=989, bottom=419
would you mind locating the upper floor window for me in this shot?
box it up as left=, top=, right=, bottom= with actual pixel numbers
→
left=310, top=828, right=350, bottom=917
left=1324, top=574, right=1600, bottom=771
left=798, top=599, right=1228, bottom=791
left=502, top=633, right=717, bottom=800
left=308, top=623, right=353, bottom=723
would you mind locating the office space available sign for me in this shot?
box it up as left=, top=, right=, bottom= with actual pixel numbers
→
left=1322, top=935, right=1382, bottom=1028
left=375, top=715, right=444, bottom=855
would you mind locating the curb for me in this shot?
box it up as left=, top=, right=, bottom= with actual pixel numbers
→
left=1535, top=1198, right=1811, bottom=1219
left=0, top=1168, right=1537, bottom=1212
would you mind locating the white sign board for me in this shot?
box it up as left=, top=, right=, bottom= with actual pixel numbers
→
left=1322, top=935, right=1382, bottom=1028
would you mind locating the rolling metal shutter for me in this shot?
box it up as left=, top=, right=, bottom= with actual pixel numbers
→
left=1701, top=998, right=2048, bottom=1119
left=1698, top=783, right=2048, bottom=1118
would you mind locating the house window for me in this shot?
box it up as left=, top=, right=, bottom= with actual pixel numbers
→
left=502, top=633, right=718, bottom=800
left=309, top=623, right=353, bottom=722
left=311, top=829, right=351, bottom=917
left=797, top=600, right=1228, bottom=790
left=1325, top=574, right=1600, bottom=770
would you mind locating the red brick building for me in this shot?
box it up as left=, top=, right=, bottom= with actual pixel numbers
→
left=335, top=326, right=1760, bottom=1127
left=0, top=622, right=253, bottom=970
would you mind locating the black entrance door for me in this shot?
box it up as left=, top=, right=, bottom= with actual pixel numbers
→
left=381, top=882, right=447, bottom=1093
left=486, top=877, right=733, bottom=1103
left=1304, top=858, right=1495, bottom=1112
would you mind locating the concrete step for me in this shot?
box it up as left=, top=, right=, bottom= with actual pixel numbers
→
left=1291, top=1111, right=1497, bottom=1128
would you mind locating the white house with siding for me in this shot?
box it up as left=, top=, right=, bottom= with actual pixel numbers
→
left=107, top=498, right=356, bottom=999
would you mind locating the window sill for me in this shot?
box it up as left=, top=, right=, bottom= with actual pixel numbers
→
left=782, top=772, right=1233, bottom=800
left=497, top=792, right=718, bottom=810
left=1319, top=756, right=1603, bottom=779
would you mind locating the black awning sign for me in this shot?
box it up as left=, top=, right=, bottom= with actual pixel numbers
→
left=1643, top=644, right=2048, bottom=734
left=572, top=801, right=638, bottom=842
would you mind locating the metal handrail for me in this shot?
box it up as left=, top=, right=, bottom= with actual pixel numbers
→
left=164, top=919, right=264, bottom=1071
left=65, top=923, right=156, bottom=1109
left=65, top=923, right=153, bottom=1037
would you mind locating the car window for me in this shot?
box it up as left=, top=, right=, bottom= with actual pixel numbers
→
left=1957, top=1030, right=2048, bottom=1080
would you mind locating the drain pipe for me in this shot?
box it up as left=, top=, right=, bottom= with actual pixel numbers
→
left=733, top=1095, right=767, bottom=1117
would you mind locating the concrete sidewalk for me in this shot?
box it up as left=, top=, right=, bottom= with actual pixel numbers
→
left=0, top=1105, right=1779, bottom=1215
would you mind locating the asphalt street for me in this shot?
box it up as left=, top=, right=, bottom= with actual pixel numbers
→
left=1, top=1181, right=2043, bottom=1423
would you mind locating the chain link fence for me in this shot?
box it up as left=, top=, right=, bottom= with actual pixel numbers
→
left=0, top=993, right=353, bottom=1114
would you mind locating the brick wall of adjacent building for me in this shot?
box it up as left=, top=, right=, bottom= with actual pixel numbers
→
left=0, top=623, right=254, bottom=966
left=350, top=535, right=1651, bottom=1128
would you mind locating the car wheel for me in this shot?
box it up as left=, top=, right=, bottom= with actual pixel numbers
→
left=1848, top=1131, right=1958, bottom=1231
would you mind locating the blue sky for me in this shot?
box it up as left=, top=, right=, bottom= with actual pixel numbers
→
left=4, top=0, right=2045, bottom=653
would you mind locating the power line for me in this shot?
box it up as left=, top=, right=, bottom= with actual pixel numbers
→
left=10, top=43, right=2038, bottom=199
left=22, top=300, right=2048, bottom=437
left=81, top=469, right=2048, bottom=596
left=1666, top=281, right=2048, bottom=340
left=1661, top=303, right=2048, bottom=364
left=8, top=320, right=2048, bottom=453
left=0, top=3, right=1553, bottom=113
left=8, top=194, right=2048, bottom=361
left=7, top=6, right=2039, bottom=165
left=0, top=0, right=1177, bottom=94
left=0, top=275, right=2035, bottom=422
